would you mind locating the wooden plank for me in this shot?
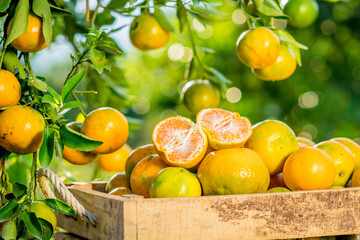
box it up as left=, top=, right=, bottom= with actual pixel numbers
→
left=54, top=232, right=86, bottom=240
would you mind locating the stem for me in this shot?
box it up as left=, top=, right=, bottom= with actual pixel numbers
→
left=28, top=152, right=38, bottom=200
left=71, top=92, right=87, bottom=117
left=85, top=0, right=90, bottom=23
left=64, top=48, right=90, bottom=85
left=91, top=0, right=102, bottom=26
left=72, top=90, right=98, bottom=94
left=24, top=53, right=35, bottom=77
left=0, top=46, right=6, bottom=68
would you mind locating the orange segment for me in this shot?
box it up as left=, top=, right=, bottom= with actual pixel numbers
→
left=196, top=108, right=252, bottom=150
left=152, top=116, right=207, bottom=169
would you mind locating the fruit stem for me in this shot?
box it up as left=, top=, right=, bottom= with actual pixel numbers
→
left=28, top=151, right=38, bottom=201
left=24, top=53, right=35, bottom=78
left=0, top=46, right=6, bottom=69
left=71, top=92, right=87, bottom=117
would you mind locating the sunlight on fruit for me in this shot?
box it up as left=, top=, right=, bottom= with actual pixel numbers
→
left=168, top=43, right=185, bottom=61
left=132, top=96, right=150, bottom=114
left=226, top=87, right=242, bottom=103
left=321, top=19, right=336, bottom=35
left=302, top=124, right=318, bottom=139
left=298, top=91, right=319, bottom=109
left=232, top=9, right=246, bottom=25
left=193, top=18, right=206, bottom=32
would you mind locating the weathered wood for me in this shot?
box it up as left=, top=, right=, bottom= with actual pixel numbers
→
left=56, top=184, right=360, bottom=240
left=54, top=232, right=86, bottom=240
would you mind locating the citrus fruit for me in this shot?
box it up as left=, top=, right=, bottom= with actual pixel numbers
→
left=98, top=144, right=132, bottom=172
left=252, top=44, right=297, bottom=81
left=268, top=172, right=286, bottom=189
left=197, top=108, right=252, bottom=150
left=7, top=13, right=47, bottom=52
left=129, top=13, right=170, bottom=50
left=236, top=27, right=281, bottom=68
left=30, top=201, right=57, bottom=231
left=197, top=148, right=270, bottom=195
left=75, top=113, right=85, bottom=123
left=267, top=187, right=290, bottom=193
left=0, top=105, right=45, bottom=154
left=245, top=119, right=298, bottom=175
left=332, top=137, right=360, bottom=168
left=180, top=80, right=221, bottom=115
left=329, top=186, right=344, bottom=189
left=150, top=167, right=202, bottom=198
left=351, top=167, right=360, bottom=187
left=62, top=122, right=99, bottom=165
left=109, top=187, right=132, bottom=196
left=0, top=70, right=21, bottom=108
left=152, top=116, right=207, bottom=169
left=297, top=136, right=315, bottom=149
left=105, top=171, right=131, bottom=193
left=125, top=144, right=157, bottom=178
left=315, top=140, right=355, bottom=187
left=81, top=107, right=129, bottom=154
left=284, top=0, right=319, bottom=28
left=130, top=154, right=168, bottom=198
left=283, top=147, right=336, bottom=191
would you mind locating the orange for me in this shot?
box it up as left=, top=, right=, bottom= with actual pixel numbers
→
left=0, top=70, right=21, bottom=108
left=284, top=0, right=319, bottom=28
left=329, top=186, right=344, bottom=189
left=268, top=172, right=286, bottom=189
left=236, top=27, right=280, bottom=68
left=98, top=144, right=132, bottom=172
left=245, top=119, right=298, bottom=175
left=315, top=141, right=355, bottom=187
left=332, top=137, right=360, bottom=168
left=351, top=167, right=360, bottom=187
left=297, top=136, right=315, bottom=149
left=252, top=45, right=297, bottom=81
left=62, top=122, right=98, bottom=165
left=105, top=171, right=130, bottom=193
left=129, top=13, right=170, bottom=50
left=283, top=147, right=336, bottom=191
left=81, top=107, right=129, bottom=154
left=267, top=187, right=290, bottom=193
left=125, top=144, right=157, bottom=178
left=197, top=148, right=270, bottom=195
left=196, top=108, right=252, bottom=150
left=7, top=13, right=47, bottom=52
left=0, top=105, right=45, bottom=154
left=152, top=116, right=207, bottom=169
left=109, top=187, right=132, bottom=196
left=30, top=201, right=57, bottom=231
left=130, top=155, right=168, bottom=198
left=149, top=167, right=202, bottom=198
left=180, top=80, right=221, bottom=115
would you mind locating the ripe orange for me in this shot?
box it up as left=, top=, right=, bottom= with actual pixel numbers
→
left=197, top=108, right=252, bottom=150
left=62, top=122, right=99, bottom=165
left=105, top=171, right=131, bottom=193
left=197, top=148, right=270, bottom=195
left=125, top=144, right=157, bottom=178
left=236, top=27, right=281, bottom=68
left=0, top=105, right=45, bottom=154
left=180, top=80, right=221, bottom=115
left=267, top=187, right=290, bottom=193
left=268, top=172, right=286, bottom=189
left=252, top=45, right=297, bottom=81
left=30, top=201, right=57, bottom=231
left=81, top=107, right=129, bottom=154
left=7, top=13, right=47, bottom=52
left=245, top=119, right=298, bottom=175
left=150, top=167, right=202, bottom=198
left=109, top=187, right=132, bottom=196
left=332, top=137, right=360, bottom=168
left=297, top=136, right=315, bottom=149
left=284, top=0, right=319, bottom=28
left=130, top=155, right=168, bottom=198
left=0, top=70, right=21, bottom=108
left=129, top=13, right=170, bottom=50
left=351, top=167, right=360, bottom=187
left=152, top=116, right=207, bottom=169
left=283, top=147, right=336, bottom=191
left=98, top=144, right=132, bottom=172
left=315, top=140, right=355, bottom=187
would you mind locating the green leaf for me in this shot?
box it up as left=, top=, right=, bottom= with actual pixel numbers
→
left=5, top=0, right=29, bottom=48
left=106, top=0, right=128, bottom=8
left=153, top=9, right=175, bottom=32
left=47, top=86, right=61, bottom=104
left=0, top=0, right=11, bottom=12
left=0, top=200, right=20, bottom=222
left=3, top=50, right=26, bottom=79
left=49, top=4, right=71, bottom=16
left=33, top=0, right=52, bottom=47
left=253, top=0, right=286, bottom=17
left=1, top=220, right=17, bottom=240
left=200, top=0, right=223, bottom=6
left=96, top=33, right=123, bottom=55
left=59, top=125, right=102, bottom=151
left=28, top=77, right=48, bottom=92
left=59, top=101, right=85, bottom=112
left=204, top=66, right=231, bottom=97
left=12, top=182, right=27, bottom=199
left=42, top=199, right=77, bottom=216
left=39, top=128, right=55, bottom=168
left=38, top=219, right=53, bottom=240
left=274, top=30, right=307, bottom=66
left=41, top=94, right=56, bottom=104
left=62, top=67, right=88, bottom=102
left=21, top=212, right=42, bottom=239
left=89, top=48, right=105, bottom=74
left=177, top=7, right=187, bottom=32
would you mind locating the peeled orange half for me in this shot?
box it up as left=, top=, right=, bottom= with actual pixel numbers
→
left=152, top=116, right=208, bottom=169
left=196, top=108, right=252, bottom=150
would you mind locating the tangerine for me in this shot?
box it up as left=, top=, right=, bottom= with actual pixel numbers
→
left=332, top=137, right=360, bottom=169
left=0, top=70, right=21, bottom=108
left=98, top=144, right=132, bottom=172
left=105, top=171, right=130, bottom=193
left=125, top=144, right=157, bottom=178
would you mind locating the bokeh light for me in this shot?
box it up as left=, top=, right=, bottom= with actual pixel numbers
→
left=232, top=9, right=246, bottom=25
left=168, top=43, right=185, bottom=61
left=226, top=87, right=242, bottom=103
left=132, top=97, right=150, bottom=114
left=298, top=91, right=319, bottom=109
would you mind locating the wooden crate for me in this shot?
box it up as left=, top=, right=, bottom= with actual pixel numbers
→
left=56, top=182, right=360, bottom=240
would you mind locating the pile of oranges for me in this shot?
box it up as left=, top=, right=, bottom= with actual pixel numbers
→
left=104, top=107, right=360, bottom=199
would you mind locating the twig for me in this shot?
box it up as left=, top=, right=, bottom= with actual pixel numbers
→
left=85, top=0, right=90, bottom=23
left=64, top=48, right=90, bottom=85
left=73, top=90, right=98, bottom=95
left=91, top=0, right=102, bottom=26
left=29, top=152, right=38, bottom=200
left=71, top=92, right=87, bottom=117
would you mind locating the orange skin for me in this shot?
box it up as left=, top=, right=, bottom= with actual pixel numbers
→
left=283, top=147, right=336, bottom=191
left=236, top=27, right=281, bottom=68
left=98, top=144, right=132, bottom=172
left=62, top=122, right=98, bottom=165
left=267, top=187, right=291, bottom=193
left=252, top=45, right=297, bottom=81
left=351, top=168, right=360, bottom=187
left=105, top=172, right=131, bottom=193
left=297, top=136, right=315, bottom=149
left=109, top=187, right=132, bottom=196
left=0, top=105, right=45, bottom=154
left=125, top=144, right=157, bottom=178
left=7, top=13, right=47, bottom=52
left=0, top=70, right=21, bottom=108
left=130, top=154, right=168, bottom=198
left=81, top=107, right=129, bottom=154
left=332, top=137, right=360, bottom=168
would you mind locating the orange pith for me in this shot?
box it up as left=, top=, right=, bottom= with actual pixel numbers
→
left=152, top=116, right=207, bottom=168
left=196, top=108, right=252, bottom=150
